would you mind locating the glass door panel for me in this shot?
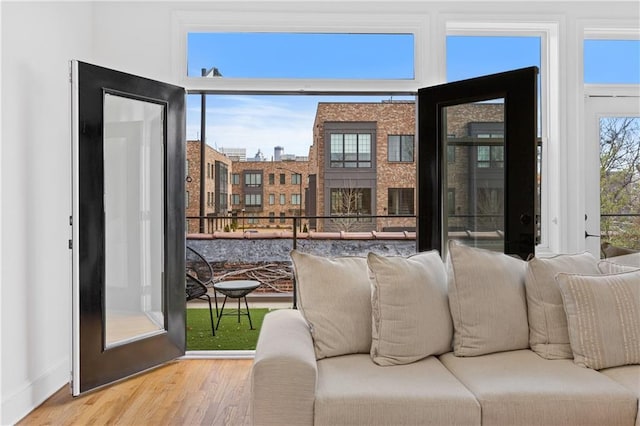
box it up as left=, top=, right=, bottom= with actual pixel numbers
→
left=443, top=101, right=505, bottom=252
left=598, top=116, right=640, bottom=252
left=103, top=93, right=165, bottom=348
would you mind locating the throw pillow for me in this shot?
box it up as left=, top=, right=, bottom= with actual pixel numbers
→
left=525, top=252, right=601, bottom=359
left=368, top=251, right=452, bottom=366
left=446, top=240, right=529, bottom=356
left=291, top=250, right=372, bottom=359
left=556, top=270, right=640, bottom=370
left=598, top=259, right=639, bottom=274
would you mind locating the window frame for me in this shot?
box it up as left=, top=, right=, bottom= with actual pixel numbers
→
left=173, top=10, right=563, bottom=254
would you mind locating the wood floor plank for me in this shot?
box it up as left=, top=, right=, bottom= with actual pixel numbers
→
left=18, top=360, right=253, bottom=426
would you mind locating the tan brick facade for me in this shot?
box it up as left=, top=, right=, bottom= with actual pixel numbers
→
left=185, top=141, right=232, bottom=233
left=230, top=160, right=310, bottom=230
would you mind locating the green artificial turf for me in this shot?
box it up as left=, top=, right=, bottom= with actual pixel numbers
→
left=186, top=308, right=271, bottom=350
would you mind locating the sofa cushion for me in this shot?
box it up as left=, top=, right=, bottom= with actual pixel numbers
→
left=525, top=252, right=601, bottom=359
left=368, top=251, right=452, bottom=366
left=439, top=349, right=637, bottom=426
left=315, top=354, right=480, bottom=426
left=291, top=250, right=371, bottom=359
left=446, top=240, right=528, bottom=356
left=600, top=365, right=640, bottom=426
left=556, top=270, right=640, bottom=370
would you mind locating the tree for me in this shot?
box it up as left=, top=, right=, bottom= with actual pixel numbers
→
left=599, top=117, right=640, bottom=249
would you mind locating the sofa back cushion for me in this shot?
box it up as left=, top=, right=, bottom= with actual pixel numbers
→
left=446, top=240, right=529, bottom=356
left=556, top=270, right=640, bottom=370
left=525, top=252, right=601, bottom=359
left=291, top=250, right=372, bottom=359
left=368, top=251, right=452, bottom=366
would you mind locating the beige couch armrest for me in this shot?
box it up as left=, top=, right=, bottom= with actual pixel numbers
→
left=251, top=309, right=317, bottom=426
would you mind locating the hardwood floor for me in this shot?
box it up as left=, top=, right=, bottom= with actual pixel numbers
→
left=18, top=359, right=253, bottom=426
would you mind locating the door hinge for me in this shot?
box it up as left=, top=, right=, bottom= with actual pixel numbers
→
left=68, top=239, right=73, bottom=250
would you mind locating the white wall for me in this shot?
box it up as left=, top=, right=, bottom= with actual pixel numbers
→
left=0, top=2, right=93, bottom=424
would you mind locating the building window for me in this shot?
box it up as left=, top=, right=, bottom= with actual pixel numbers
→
left=279, top=212, right=286, bottom=223
left=185, top=191, right=190, bottom=208
left=245, top=193, right=262, bottom=207
left=291, top=194, right=301, bottom=205
left=387, top=135, right=414, bottom=162
left=232, top=194, right=240, bottom=205
left=477, top=145, right=504, bottom=168
left=279, top=173, right=286, bottom=184
left=447, top=145, right=456, bottom=163
left=269, top=193, right=275, bottom=205
left=247, top=214, right=258, bottom=224
left=231, top=173, right=240, bottom=185
left=330, top=133, right=372, bottom=168
left=245, top=172, right=262, bottom=187
left=330, top=187, right=372, bottom=216
left=387, top=188, right=414, bottom=215
left=291, top=173, right=301, bottom=184
left=447, top=189, right=456, bottom=215
left=280, top=194, right=286, bottom=205
left=269, top=212, right=275, bottom=223
left=268, top=173, right=275, bottom=185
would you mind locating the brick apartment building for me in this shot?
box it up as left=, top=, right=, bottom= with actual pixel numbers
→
left=185, top=140, right=233, bottom=233
left=230, top=159, right=309, bottom=230
left=186, top=101, right=505, bottom=234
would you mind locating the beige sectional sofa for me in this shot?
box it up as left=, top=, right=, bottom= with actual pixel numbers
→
left=251, top=242, right=640, bottom=426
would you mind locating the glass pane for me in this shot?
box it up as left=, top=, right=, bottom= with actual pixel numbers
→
left=188, top=32, right=414, bottom=79
left=585, top=40, right=640, bottom=84
left=600, top=116, right=640, bottom=250
left=103, top=93, right=165, bottom=348
left=443, top=100, right=505, bottom=252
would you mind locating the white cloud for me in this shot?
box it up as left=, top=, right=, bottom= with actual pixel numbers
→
left=187, top=95, right=317, bottom=158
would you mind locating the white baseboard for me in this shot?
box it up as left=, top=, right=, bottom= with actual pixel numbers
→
left=1, top=357, right=68, bottom=425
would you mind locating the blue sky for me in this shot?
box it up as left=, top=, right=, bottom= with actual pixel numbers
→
left=186, top=33, right=639, bottom=157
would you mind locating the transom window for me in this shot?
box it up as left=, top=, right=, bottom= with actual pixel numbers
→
left=388, top=135, right=414, bottom=162
left=330, top=133, right=372, bottom=168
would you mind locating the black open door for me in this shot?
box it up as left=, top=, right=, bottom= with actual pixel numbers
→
left=417, top=67, right=538, bottom=259
left=71, top=61, right=185, bottom=395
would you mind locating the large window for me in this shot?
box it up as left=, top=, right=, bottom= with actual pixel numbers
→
left=330, top=187, right=372, bottom=216
left=245, top=193, right=262, bottom=207
left=388, top=188, right=414, bottom=215
left=388, top=135, right=414, bottom=162
left=231, top=173, right=240, bottom=185
left=231, top=194, right=240, bottom=205
left=244, top=172, right=262, bottom=187
left=291, top=173, right=301, bottom=184
left=330, top=133, right=372, bottom=168
left=291, top=194, right=301, bottom=205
